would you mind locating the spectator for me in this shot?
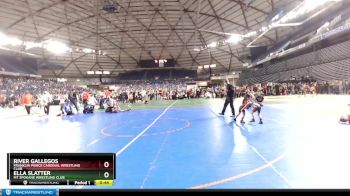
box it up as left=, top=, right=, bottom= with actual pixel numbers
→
left=21, top=91, right=33, bottom=115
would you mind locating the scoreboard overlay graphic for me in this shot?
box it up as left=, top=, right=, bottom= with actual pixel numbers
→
left=7, top=153, right=115, bottom=186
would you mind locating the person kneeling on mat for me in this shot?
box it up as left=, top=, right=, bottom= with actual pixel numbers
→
left=105, top=97, right=131, bottom=113
left=339, top=115, right=350, bottom=124
left=57, top=99, right=74, bottom=116
left=83, top=94, right=98, bottom=114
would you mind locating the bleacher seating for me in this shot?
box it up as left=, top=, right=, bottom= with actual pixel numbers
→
left=0, top=55, right=38, bottom=75
left=118, top=71, right=144, bottom=80
left=239, top=39, right=350, bottom=84
left=117, top=69, right=196, bottom=81
left=318, top=39, right=350, bottom=62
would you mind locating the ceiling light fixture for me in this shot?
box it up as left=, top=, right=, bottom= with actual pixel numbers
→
left=43, top=40, right=71, bottom=54
left=226, top=34, right=243, bottom=44
left=0, top=32, right=22, bottom=46
left=207, top=42, right=217, bottom=48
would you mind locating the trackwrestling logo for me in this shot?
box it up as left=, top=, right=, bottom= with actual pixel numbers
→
left=1, top=189, right=57, bottom=196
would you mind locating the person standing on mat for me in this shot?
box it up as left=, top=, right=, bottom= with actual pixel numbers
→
left=42, top=91, right=52, bottom=115
left=21, top=91, right=33, bottom=115
left=69, top=91, right=79, bottom=112
left=219, top=80, right=235, bottom=117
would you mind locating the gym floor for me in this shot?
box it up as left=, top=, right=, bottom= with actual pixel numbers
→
left=0, top=95, right=349, bottom=189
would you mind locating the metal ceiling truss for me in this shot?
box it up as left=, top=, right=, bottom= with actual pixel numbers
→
left=0, top=0, right=302, bottom=77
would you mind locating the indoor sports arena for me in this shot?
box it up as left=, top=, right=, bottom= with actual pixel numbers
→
left=0, top=0, right=350, bottom=193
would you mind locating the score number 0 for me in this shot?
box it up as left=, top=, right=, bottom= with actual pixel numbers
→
left=104, top=161, right=110, bottom=178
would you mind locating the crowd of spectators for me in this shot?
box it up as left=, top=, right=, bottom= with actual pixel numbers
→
left=0, top=77, right=217, bottom=110
left=100, top=80, right=226, bottom=104
left=1, top=75, right=349, bottom=111
left=236, top=80, right=350, bottom=97
left=0, top=76, right=87, bottom=108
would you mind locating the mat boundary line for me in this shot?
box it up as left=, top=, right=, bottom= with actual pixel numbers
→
left=115, top=100, right=178, bottom=157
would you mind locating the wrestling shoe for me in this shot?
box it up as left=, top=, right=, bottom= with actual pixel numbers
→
left=218, top=113, right=224, bottom=116
left=249, top=118, right=255, bottom=123
left=259, top=120, right=263, bottom=124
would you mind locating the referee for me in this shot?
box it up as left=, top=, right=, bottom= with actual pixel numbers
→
left=219, top=80, right=235, bottom=117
